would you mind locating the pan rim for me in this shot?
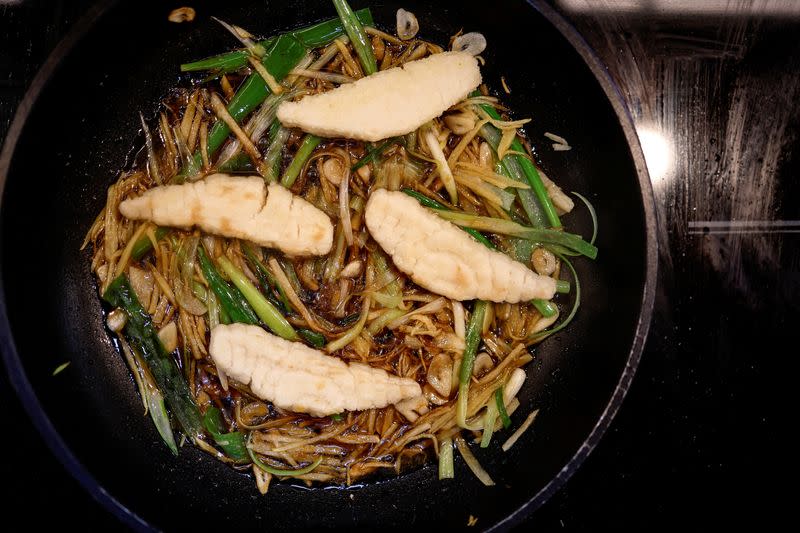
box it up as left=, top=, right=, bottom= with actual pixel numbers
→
left=0, top=1, right=657, bottom=530
left=488, top=3, right=658, bottom=529
left=0, top=6, right=152, bottom=531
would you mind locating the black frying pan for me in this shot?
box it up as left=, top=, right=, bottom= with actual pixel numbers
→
left=0, top=0, right=657, bottom=530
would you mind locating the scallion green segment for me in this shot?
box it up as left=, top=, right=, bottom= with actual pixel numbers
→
left=217, top=256, right=299, bottom=341
left=333, top=0, right=377, bottom=75
left=473, top=92, right=562, bottom=229
left=299, top=328, right=327, bottom=348
left=480, top=400, right=499, bottom=448
left=103, top=274, right=204, bottom=441
left=203, top=407, right=248, bottom=462
left=242, top=244, right=292, bottom=313
left=495, top=387, right=511, bottom=429
left=532, top=299, right=557, bottom=318
left=434, top=210, right=597, bottom=259
left=131, top=227, right=169, bottom=261
left=180, top=9, right=374, bottom=72
left=457, top=300, right=488, bottom=429
left=52, top=361, right=70, bottom=376
left=148, top=390, right=179, bottom=455
left=198, top=247, right=259, bottom=325
left=203, top=34, right=307, bottom=162
left=281, top=134, right=322, bottom=187
left=439, top=437, right=455, bottom=479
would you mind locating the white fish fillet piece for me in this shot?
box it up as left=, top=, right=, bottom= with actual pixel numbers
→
left=365, top=189, right=557, bottom=303
left=276, top=52, right=482, bottom=142
left=119, top=173, right=333, bottom=256
left=209, top=324, right=422, bottom=417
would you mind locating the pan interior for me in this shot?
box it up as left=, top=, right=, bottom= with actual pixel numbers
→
left=0, top=0, right=649, bottom=529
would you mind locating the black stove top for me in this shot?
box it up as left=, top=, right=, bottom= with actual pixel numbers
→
left=1, top=1, right=795, bottom=529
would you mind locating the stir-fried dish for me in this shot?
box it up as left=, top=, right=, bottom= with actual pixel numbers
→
left=84, top=0, right=598, bottom=492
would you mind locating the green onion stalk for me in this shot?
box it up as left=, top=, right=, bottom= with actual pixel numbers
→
left=203, top=407, right=248, bottom=462
left=282, top=134, right=322, bottom=187
left=332, top=0, right=377, bottom=75
left=473, top=93, right=561, bottom=229
left=103, top=275, right=204, bottom=443
left=197, top=247, right=259, bottom=325
left=180, top=9, right=374, bottom=73
left=216, top=256, right=299, bottom=341
left=456, top=300, right=488, bottom=429
left=184, top=9, right=375, bottom=171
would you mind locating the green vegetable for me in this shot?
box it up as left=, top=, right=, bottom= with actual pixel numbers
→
left=202, top=34, right=306, bottom=162
left=217, top=152, right=254, bottom=173
left=148, top=390, right=179, bottom=455
left=439, top=438, right=455, bottom=479
left=532, top=299, right=557, bottom=318
left=182, top=49, right=264, bottom=75
left=457, top=300, right=488, bottom=429
left=131, top=227, right=169, bottom=261
left=263, top=123, right=289, bottom=182
left=281, top=134, right=322, bottom=187
left=51, top=361, right=70, bottom=376
left=118, top=336, right=178, bottom=455
left=401, top=188, right=496, bottom=250
left=495, top=387, right=511, bottom=429
left=219, top=304, right=231, bottom=325
left=292, top=7, right=373, bottom=47
left=242, top=244, right=292, bottom=313
left=282, top=260, right=307, bottom=299
left=556, top=280, right=571, bottom=294
left=351, top=138, right=400, bottom=171
left=330, top=413, right=344, bottom=422
left=217, top=256, right=299, bottom=341
left=372, top=250, right=403, bottom=301
left=480, top=398, right=499, bottom=448
left=206, top=286, right=222, bottom=330
left=103, top=275, right=204, bottom=441
left=203, top=407, right=248, bottom=462
left=197, top=247, right=259, bottom=325
left=434, top=210, right=598, bottom=259
left=484, top=126, right=547, bottom=227
left=299, top=328, right=327, bottom=348
left=474, top=94, right=562, bottom=229
left=333, top=0, right=377, bottom=75
left=180, top=9, right=374, bottom=72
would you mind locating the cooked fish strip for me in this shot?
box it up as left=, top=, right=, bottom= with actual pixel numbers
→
left=365, top=189, right=557, bottom=303
left=209, top=324, right=422, bottom=417
left=119, top=173, right=333, bottom=256
left=277, top=52, right=482, bottom=142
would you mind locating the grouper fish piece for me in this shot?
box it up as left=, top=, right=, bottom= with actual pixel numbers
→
left=119, top=173, right=333, bottom=256
left=365, top=189, right=557, bottom=303
left=276, top=51, right=482, bottom=142
left=209, top=324, right=422, bottom=417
